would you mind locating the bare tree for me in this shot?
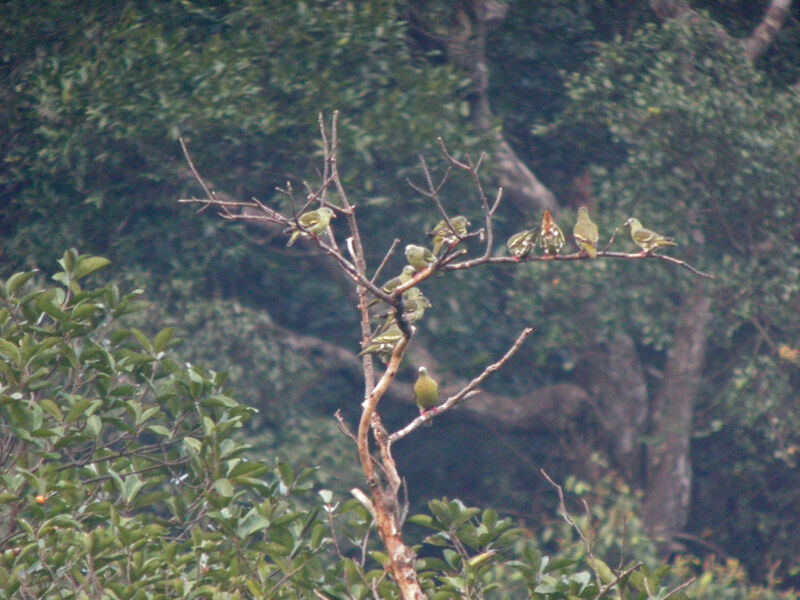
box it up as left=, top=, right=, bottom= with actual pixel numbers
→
left=178, top=112, right=710, bottom=598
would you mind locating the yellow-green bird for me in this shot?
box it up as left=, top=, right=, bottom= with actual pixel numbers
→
left=625, top=218, right=677, bottom=253
left=383, top=265, right=416, bottom=294
left=373, top=294, right=431, bottom=336
left=286, top=207, right=336, bottom=247
left=405, top=244, right=436, bottom=271
left=573, top=206, right=599, bottom=259
left=414, top=366, right=439, bottom=424
left=430, top=215, right=470, bottom=256
left=367, top=265, right=416, bottom=307
left=507, top=229, right=536, bottom=260
left=359, top=323, right=405, bottom=363
left=403, top=286, right=424, bottom=301
left=538, top=208, right=565, bottom=256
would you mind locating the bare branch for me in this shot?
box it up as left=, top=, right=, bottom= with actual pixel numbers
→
left=441, top=249, right=715, bottom=279
left=389, top=327, right=534, bottom=443
left=178, top=137, right=216, bottom=212
left=371, top=239, right=403, bottom=284
left=661, top=576, right=697, bottom=599
left=358, top=333, right=410, bottom=491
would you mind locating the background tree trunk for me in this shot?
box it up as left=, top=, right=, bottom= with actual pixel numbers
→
left=575, top=334, right=649, bottom=482
left=642, top=288, right=712, bottom=552
left=444, top=1, right=559, bottom=213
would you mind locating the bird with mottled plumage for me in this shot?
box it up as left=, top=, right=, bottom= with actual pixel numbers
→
left=285, top=207, right=336, bottom=247
left=507, top=229, right=536, bottom=260
left=359, top=323, right=406, bottom=363
left=405, top=244, right=436, bottom=271
left=538, top=208, right=565, bottom=256
left=414, top=366, right=439, bottom=425
left=573, top=206, right=599, bottom=258
left=430, top=215, right=470, bottom=256
left=625, top=218, right=677, bottom=253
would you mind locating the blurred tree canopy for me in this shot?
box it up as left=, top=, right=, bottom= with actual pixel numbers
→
left=2, top=0, right=800, bottom=592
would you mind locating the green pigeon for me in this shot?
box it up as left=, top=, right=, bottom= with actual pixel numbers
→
left=413, top=366, right=439, bottom=425
left=367, top=265, right=416, bottom=307
left=573, top=206, right=599, bottom=259
left=359, top=323, right=405, bottom=363
left=373, top=294, right=431, bottom=336
left=405, top=244, right=436, bottom=271
left=286, top=207, right=336, bottom=247
left=625, top=218, right=677, bottom=253
left=538, top=208, right=565, bottom=256
left=430, top=215, right=470, bottom=256
left=402, top=286, right=424, bottom=301
left=506, top=229, right=536, bottom=260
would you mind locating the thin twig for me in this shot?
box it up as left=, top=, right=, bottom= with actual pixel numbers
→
left=595, top=561, right=643, bottom=600
left=179, top=137, right=216, bottom=211
left=661, top=576, right=697, bottom=599
left=371, top=239, right=403, bottom=284
left=540, top=468, right=593, bottom=559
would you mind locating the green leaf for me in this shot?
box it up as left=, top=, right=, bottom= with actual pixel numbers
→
left=277, top=461, right=294, bottom=487
left=214, top=478, right=234, bottom=497
left=6, top=270, right=38, bottom=295
left=146, top=424, right=171, bottom=437
left=152, top=327, right=175, bottom=353
left=123, top=474, right=146, bottom=505
left=72, top=256, right=111, bottom=280
left=408, top=514, right=438, bottom=530
left=0, top=339, right=22, bottom=365
left=128, top=328, right=153, bottom=353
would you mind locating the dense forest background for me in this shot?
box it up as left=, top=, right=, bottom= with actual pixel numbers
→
left=2, top=0, right=800, bottom=596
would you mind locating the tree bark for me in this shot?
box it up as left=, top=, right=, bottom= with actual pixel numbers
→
left=744, top=0, right=793, bottom=62
left=642, top=288, right=712, bottom=552
left=575, top=334, right=649, bottom=482
left=650, top=0, right=793, bottom=63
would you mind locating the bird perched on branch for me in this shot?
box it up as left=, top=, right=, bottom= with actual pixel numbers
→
left=367, top=265, right=416, bottom=307
left=573, top=206, right=599, bottom=258
left=538, top=208, right=565, bottom=256
left=373, top=294, right=431, bottom=336
left=506, top=229, right=536, bottom=260
left=625, top=218, right=677, bottom=253
left=382, top=265, right=416, bottom=294
left=430, top=215, right=470, bottom=256
left=405, top=244, right=436, bottom=271
left=359, top=323, right=406, bottom=363
left=414, top=366, right=439, bottom=425
left=285, top=207, right=336, bottom=247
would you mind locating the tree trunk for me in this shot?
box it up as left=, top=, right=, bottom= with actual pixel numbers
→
left=575, top=334, right=649, bottom=483
left=642, top=288, right=712, bottom=552
left=444, top=1, right=559, bottom=213
left=744, top=0, right=793, bottom=62
left=650, top=0, right=793, bottom=63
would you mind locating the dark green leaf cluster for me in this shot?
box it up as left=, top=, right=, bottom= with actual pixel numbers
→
left=0, top=251, right=333, bottom=598
left=511, top=12, right=800, bottom=582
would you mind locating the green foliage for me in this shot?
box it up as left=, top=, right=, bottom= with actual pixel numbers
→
left=0, top=251, right=685, bottom=599
left=523, top=12, right=800, bottom=583
left=0, top=0, right=475, bottom=324
left=0, top=251, right=331, bottom=598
